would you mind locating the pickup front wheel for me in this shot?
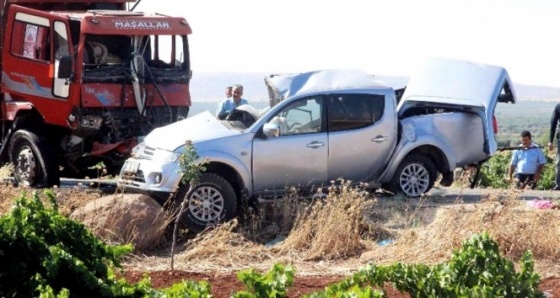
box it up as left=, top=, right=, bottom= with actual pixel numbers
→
left=175, top=173, right=237, bottom=232
left=389, top=154, right=437, bottom=197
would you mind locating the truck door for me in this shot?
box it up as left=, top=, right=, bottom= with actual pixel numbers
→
left=2, top=9, right=73, bottom=126
left=252, top=95, right=328, bottom=197
left=327, top=93, right=397, bottom=182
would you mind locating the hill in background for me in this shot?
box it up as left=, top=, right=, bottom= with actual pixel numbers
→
left=190, top=72, right=560, bottom=103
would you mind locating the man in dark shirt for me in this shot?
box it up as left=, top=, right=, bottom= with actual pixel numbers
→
left=548, top=103, right=560, bottom=190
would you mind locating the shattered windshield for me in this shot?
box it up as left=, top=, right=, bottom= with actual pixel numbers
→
left=81, top=33, right=189, bottom=84
left=219, top=105, right=266, bottom=132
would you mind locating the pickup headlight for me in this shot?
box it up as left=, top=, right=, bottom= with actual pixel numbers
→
left=131, top=142, right=179, bottom=162
left=131, top=142, right=146, bottom=158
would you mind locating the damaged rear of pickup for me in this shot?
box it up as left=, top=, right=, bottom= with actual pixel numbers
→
left=379, top=58, right=516, bottom=196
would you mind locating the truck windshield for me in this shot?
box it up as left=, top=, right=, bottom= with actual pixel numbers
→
left=82, top=34, right=189, bottom=84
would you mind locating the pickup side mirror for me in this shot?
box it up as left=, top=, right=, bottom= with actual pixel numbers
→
left=57, top=55, right=73, bottom=79
left=263, top=123, right=280, bottom=138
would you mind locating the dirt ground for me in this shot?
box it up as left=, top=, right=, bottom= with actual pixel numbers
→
left=541, top=277, right=560, bottom=297
left=123, top=270, right=410, bottom=297
left=123, top=270, right=560, bottom=297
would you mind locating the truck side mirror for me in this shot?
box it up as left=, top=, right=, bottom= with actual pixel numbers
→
left=263, top=123, right=280, bottom=138
left=57, top=55, right=73, bottom=79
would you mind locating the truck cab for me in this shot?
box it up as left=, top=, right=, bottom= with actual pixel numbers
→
left=0, top=0, right=191, bottom=186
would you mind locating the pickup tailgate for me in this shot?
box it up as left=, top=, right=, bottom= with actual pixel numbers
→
left=397, top=58, right=516, bottom=156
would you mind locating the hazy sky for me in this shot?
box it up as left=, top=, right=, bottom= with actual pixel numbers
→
left=137, top=0, right=560, bottom=87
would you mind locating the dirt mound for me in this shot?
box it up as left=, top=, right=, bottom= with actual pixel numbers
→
left=71, top=194, right=168, bottom=251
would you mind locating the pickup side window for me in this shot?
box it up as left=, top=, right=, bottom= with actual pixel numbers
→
left=10, top=13, right=50, bottom=62
left=328, top=94, right=385, bottom=132
left=266, top=96, right=324, bottom=136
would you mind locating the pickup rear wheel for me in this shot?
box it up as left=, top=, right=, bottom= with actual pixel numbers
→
left=9, top=130, right=60, bottom=187
left=390, top=154, right=436, bottom=197
left=175, top=173, right=237, bottom=232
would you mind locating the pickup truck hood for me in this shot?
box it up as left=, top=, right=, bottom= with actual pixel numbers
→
left=143, top=111, right=240, bottom=151
left=398, top=58, right=516, bottom=110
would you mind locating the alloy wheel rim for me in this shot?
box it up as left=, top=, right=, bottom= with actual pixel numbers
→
left=16, top=147, right=37, bottom=186
left=188, top=186, right=225, bottom=222
left=399, top=163, right=430, bottom=197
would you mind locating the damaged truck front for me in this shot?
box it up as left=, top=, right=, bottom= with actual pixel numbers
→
left=0, top=0, right=191, bottom=186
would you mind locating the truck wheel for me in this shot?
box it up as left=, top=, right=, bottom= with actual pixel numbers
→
left=390, top=154, right=436, bottom=197
left=175, top=173, right=237, bottom=232
left=9, top=130, right=60, bottom=187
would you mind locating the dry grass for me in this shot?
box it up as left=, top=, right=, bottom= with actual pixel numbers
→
left=52, top=186, right=103, bottom=216
left=174, top=220, right=273, bottom=267
left=276, top=181, right=374, bottom=260
left=361, top=192, right=560, bottom=267
left=0, top=163, right=102, bottom=216
left=123, top=186, right=560, bottom=276
left=0, top=185, right=100, bottom=217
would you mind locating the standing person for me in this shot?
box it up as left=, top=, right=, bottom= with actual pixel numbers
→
left=507, top=131, right=546, bottom=189
left=548, top=103, right=560, bottom=190
left=225, top=86, right=232, bottom=99
left=216, top=84, right=249, bottom=119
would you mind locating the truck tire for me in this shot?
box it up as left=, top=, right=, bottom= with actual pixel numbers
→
left=175, top=173, right=237, bottom=232
left=389, top=154, right=437, bottom=197
left=9, top=130, right=60, bottom=187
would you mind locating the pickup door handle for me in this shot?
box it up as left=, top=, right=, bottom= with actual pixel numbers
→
left=372, top=135, right=388, bottom=143
left=306, top=141, right=325, bottom=149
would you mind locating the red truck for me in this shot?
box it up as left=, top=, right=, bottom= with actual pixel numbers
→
left=0, top=0, right=192, bottom=187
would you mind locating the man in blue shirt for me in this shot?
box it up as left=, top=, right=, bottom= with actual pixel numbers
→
left=507, top=131, right=546, bottom=189
left=216, top=84, right=249, bottom=119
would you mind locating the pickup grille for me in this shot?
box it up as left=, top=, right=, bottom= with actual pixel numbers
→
left=140, top=146, right=156, bottom=159
left=121, top=170, right=145, bottom=183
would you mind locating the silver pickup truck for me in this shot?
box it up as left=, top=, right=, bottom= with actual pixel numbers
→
left=119, top=58, right=516, bottom=231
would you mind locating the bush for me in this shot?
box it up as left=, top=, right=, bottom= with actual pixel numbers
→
left=462, top=151, right=555, bottom=190
left=233, top=263, right=295, bottom=298
left=308, top=232, right=543, bottom=297
left=0, top=190, right=212, bottom=297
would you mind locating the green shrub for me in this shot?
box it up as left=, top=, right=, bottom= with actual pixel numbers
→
left=469, top=151, right=555, bottom=190
left=307, top=232, right=543, bottom=297
left=0, top=190, right=212, bottom=297
left=233, top=263, right=295, bottom=298
left=0, top=191, right=134, bottom=296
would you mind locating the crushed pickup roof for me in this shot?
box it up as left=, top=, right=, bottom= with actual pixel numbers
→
left=265, top=69, right=393, bottom=102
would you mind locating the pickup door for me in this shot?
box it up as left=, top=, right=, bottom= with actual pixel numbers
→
left=252, top=90, right=397, bottom=196
left=327, top=93, right=397, bottom=182
left=252, top=95, right=328, bottom=196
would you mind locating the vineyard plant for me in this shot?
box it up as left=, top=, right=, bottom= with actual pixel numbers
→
left=0, top=191, right=543, bottom=297
left=466, top=151, right=556, bottom=190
